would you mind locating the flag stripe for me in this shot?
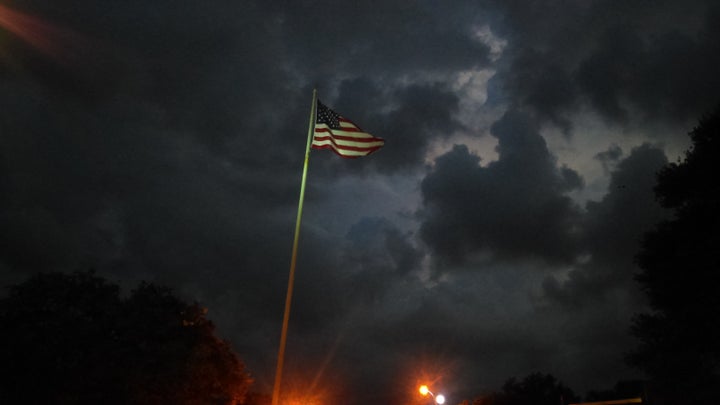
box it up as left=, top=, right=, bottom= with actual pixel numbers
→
left=312, top=137, right=385, bottom=149
left=315, top=120, right=375, bottom=136
left=313, top=139, right=385, bottom=150
left=312, top=144, right=384, bottom=157
left=338, top=118, right=363, bottom=129
left=314, top=130, right=378, bottom=141
left=312, top=132, right=384, bottom=156
left=313, top=100, right=384, bottom=158
left=313, top=129, right=381, bottom=143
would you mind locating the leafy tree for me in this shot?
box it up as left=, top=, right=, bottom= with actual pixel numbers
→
left=628, top=106, right=720, bottom=404
left=584, top=380, right=645, bottom=402
left=462, top=373, right=578, bottom=405
left=0, top=271, right=252, bottom=404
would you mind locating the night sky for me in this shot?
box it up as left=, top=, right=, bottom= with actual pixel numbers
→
left=2, top=1, right=719, bottom=403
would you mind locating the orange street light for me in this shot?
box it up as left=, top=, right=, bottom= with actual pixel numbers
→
left=418, top=385, right=446, bottom=404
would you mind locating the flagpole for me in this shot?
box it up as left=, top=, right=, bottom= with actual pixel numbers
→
left=271, top=88, right=317, bottom=405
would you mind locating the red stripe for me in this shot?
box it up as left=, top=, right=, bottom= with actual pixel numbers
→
left=315, top=125, right=363, bottom=134
left=313, top=143, right=381, bottom=152
left=312, top=144, right=383, bottom=158
left=338, top=117, right=363, bottom=131
left=313, top=134, right=383, bottom=143
left=313, top=134, right=383, bottom=152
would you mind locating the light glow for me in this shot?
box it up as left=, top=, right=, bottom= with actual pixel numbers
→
left=419, top=385, right=430, bottom=396
left=0, top=3, right=86, bottom=63
left=435, top=394, right=446, bottom=404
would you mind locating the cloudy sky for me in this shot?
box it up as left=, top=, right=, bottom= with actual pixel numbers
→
left=2, top=0, right=719, bottom=403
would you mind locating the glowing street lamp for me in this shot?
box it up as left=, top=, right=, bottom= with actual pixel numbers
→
left=419, top=385, right=446, bottom=404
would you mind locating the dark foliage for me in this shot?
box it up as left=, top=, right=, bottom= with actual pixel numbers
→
left=585, top=380, right=645, bottom=402
left=0, top=271, right=252, bottom=404
left=629, top=106, right=720, bottom=404
left=461, top=372, right=579, bottom=405
left=496, top=373, right=578, bottom=405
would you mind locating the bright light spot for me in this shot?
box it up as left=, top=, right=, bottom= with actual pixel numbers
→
left=419, top=385, right=430, bottom=396
left=435, top=394, right=446, bottom=404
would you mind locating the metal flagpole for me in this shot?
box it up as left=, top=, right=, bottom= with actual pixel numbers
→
left=271, top=88, right=318, bottom=405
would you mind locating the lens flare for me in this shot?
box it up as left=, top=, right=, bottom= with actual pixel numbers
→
left=0, top=4, right=87, bottom=63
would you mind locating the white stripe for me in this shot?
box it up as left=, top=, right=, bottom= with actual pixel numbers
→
left=323, top=145, right=374, bottom=156
left=339, top=121, right=359, bottom=129
left=314, top=123, right=377, bottom=139
left=312, top=137, right=384, bottom=148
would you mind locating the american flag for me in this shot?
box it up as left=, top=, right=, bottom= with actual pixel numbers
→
left=312, top=101, right=385, bottom=158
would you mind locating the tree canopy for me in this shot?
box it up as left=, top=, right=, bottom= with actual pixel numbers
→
left=495, top=373, right=578, bottom=405
left=629, top=106, right=720, bottom=404
left=0, top=271, right=252, bottom=404
left=460, top=372, right=579, bottom=405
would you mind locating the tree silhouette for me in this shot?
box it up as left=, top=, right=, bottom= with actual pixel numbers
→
left=584, top=380, right=645, bottom=402
left=628, top=106, right=720, bottom=404
left=461, top=372, right=578, bottom=405
left=0, top=271, right=252, bottom=404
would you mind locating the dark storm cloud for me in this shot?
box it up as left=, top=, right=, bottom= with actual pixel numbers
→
left=343, top=217, right=422, bottom=277
left=582, top=144, right=669, bottom=267
left=4, top=0, right=719, bottom=403
left=491, top=0, right=720, bottom=128
left=495, top=49, right=578, bottom=131
left=373, top=84, right=465, bottom=171
left=2, top=3, right=487, bottom=399
left=274, top=0, right=492, bottom=79
left=528, top=145, right=671, bottom=391
left=543, top=143, right=669, bottom=307
left=1, top=0, right=299, bottom=262
left=22, top=0, right=299, bottom=148
left=419, top=109, right=583, bottom=265
left=287, top=216, right=422, bottom=334
left=595, top=144, right=623, bottom=174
